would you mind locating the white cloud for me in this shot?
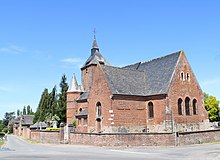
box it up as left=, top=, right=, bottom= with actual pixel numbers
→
left=0, top=45, right=26, bottom=54
left=61, top=58, right=83, bottom=64
left=61, top=57, right=85, bottom=69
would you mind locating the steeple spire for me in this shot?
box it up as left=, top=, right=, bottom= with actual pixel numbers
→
left=91, top=29, right=99, bottom=55
left=67, top=74, right=82, bottom=92
left=92, top=36, right=99, bottom=49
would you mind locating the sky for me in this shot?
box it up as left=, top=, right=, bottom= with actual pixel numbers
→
left=0, top=0, right=220, bottom=119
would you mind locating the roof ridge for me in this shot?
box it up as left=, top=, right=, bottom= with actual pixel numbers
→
left=104, top=65, right=145, bottom=73
left=141, top=51, right=181, bottom=65
left=123, top=50, right=181, bottom=68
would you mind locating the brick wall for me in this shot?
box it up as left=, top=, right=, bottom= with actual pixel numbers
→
left=168, top=52, right=209, bottom=132
left=178, top=129, right=220, bottom=145
left=66, top=92, right=81, bottom=124
left=69, top=129, right=220, bottom=146
left=69, top=132, right=175, bottom=146
left=30, top=130, right=60, bottom=144
left=22, top=126, right=31, bottom=139
left=87, top=64, right=113, bottom=133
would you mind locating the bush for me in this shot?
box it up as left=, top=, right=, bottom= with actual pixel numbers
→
left=2, top=128, right=9, bottom=133
left=45, top=128, right=60, bottom=131
left=73, top=120, right=76, bottom=127
left=0, top=132, right=5, bottom=136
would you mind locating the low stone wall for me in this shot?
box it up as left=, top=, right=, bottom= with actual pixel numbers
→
left=178, top=129, right=220, bottom=145
left=69, top=132, right=175, bottom=146
left=29, top=129, right=220, bottom=146
left=30, top=130, right=60, bottom=144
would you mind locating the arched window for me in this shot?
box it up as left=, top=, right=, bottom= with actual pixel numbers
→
left=185, top=97, right=190, bottom=116
left=180, top=72, right=184, bottom=81
left=193, top=99, right=197, bottom=115
left=96, top=102, right=102, bottom=117
left=178, top=98, right=183, bottom=115
left=186, top=73, right=190, bottom=81
left=148, top=102, right=154, bottom=118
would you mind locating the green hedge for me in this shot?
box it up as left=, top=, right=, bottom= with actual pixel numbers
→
left=0, top=132, right=5, bottom=136
left=45, top=128, right=60, bottom=131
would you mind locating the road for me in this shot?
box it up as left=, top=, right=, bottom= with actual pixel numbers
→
left=0, top=135, right=220, bottom=160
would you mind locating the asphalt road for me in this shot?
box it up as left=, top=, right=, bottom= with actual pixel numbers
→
left=0, top=135, right=220, bottom=160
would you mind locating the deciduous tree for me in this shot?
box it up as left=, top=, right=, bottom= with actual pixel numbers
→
left=204, top=92, right=220, bottom=121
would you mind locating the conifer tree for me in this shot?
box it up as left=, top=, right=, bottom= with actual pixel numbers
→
left=58, top=74, right=68, bottom=123
left=23, top=106, right=27, bottom=115
left=47, top=85, right=58, bottom=116
left=27, top=105, right=31, bottom=115
left=33, top=88, right=49, bottom=123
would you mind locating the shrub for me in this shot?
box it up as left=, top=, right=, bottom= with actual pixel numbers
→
left=2, top=128, right=9, bottom=133
left=45, top=128, right=60, bottom=131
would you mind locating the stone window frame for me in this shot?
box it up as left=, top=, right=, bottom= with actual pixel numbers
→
left=148, top=102, right=154, bottom=119
left=186, top=72, right=190, bottom=81
left=193, top=99, right=198, bottom=115
left=96, top=102, right=102, bottom=117
left=180, top=71, right=185, bottom=81
left=178, top=98, right=183, bottom=116
left=185, top=97, right=191, bottom=116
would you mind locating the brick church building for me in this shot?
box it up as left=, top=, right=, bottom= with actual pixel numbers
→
left=66, top=37, right=209, bottom=133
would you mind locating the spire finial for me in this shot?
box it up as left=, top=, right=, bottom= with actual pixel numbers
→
left=93, top=28, right=96, bottom=39
left=92, top=28, right=99, bottom=49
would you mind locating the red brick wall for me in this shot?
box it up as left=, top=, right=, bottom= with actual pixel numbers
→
left=87, top=64, right=113, bottom=132
left=22, top=127, right=31, bottom=139
left=81, top=65, right=96, bottom=91
left=30, top=131, right=60, bottom=144
left=112, top=98, right=146, bottom=127
left=69, top=129, right=220, bottom=146
left=146, top=96, right=166, bottom=125
left=69, top=132, right=175, bottom=146
left=66, top=92, right=81, bottom=124
left=178, top=129, right=220, bottom=145
left=168, top=52, right=209, bottom=130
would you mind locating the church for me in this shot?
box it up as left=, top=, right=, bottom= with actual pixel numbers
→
left=66, top=36, right=209, bottom=133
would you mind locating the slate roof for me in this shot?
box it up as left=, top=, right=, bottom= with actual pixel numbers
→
left=102, top=51, right=181, bottom=96
left=77, top=91, right=89, bottom=102
left=21, top=115, right=34, bottom=126
left=81, top=38, right=110, bottom=69
left=75, top=108, right=88, bottom=118
left=102, top=66, right=147, bottom=96
left=30, top=122, right=47, bottom=129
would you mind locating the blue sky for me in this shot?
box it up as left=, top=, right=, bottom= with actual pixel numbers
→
left=0, top=0, right=220, bottom=119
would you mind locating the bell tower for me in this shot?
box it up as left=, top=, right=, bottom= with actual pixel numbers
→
left=81, top=35, right=110, bottom=91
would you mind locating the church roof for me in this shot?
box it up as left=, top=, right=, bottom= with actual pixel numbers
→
left=81, top=37, right=110, bottom=69
left=75, top=108, right=88, bottom=118
left=67, top=74, right=82, bottom=92
left=102, top=51, right=181, bottom=96
left=77, top=91, right=89, bottom=102
left=102, top=66, right=147, bottom=96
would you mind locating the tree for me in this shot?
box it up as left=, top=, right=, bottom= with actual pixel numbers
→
left=0, top=120, right=5, bottom=132
left=27, top=105, right=31, bottom=115
left=33, top=88, right=49, bottom=123
left=47, top=85, right=58, bottom=117
left=58, top=74, right=69, bottom=123
left=3, top=112, right=15, bottom=127
left=17, top=109, right=21, bottom=117
left=204, top=92, right=220, bottom=122
left=23, top=106, right=27, bottom=115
